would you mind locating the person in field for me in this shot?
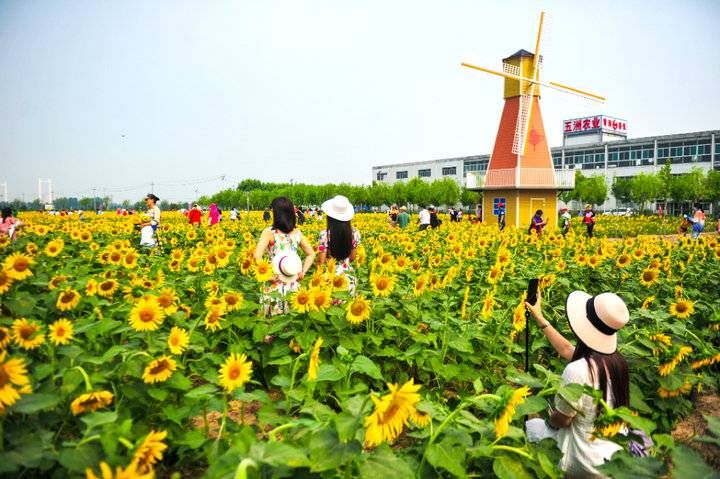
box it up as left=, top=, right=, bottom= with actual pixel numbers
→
left=139, top=194, right=161, bottom=247
left=583, top=204, right=596, bottom=238
left=254, top=197, right=315, bottom=316
left=686, top=204, right=705, bottom=239
left=263, top=208, right=271, bottom=223
left=0, top=207, right=22, bottom=241
left=208, top=203, right=220, bottom=226
left=529, top=209, right=548, bottom=236
left=560, top=206, right=572, bottom=236
left=397, top=206, right=410, bottom=229
left=524, top=291, right=632, bottom=478
left=388, top=204, right=399, bottom=227
left=429, top=206, right=441, bottom=229
left=188, top=204, right=202, bottom=225
left=418, top=205, right=431, bottom=231
left=317, top=195, right=362, bottom=295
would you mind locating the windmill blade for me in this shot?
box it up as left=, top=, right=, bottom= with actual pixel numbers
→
left=512, top=92, right=532, bottom=155
left=461, top=62, right=605, bottom=102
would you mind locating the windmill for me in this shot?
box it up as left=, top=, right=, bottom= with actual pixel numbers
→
left=462, top=11, right=605, bottom=228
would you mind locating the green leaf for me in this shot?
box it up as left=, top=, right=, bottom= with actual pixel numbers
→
left=186, top=383, right=218, bottom=399
left=473, top=378, right=484, bottom=394
left=672, top=445, right=719, bottom=479
left=177, top=430, right=207, bottom=449
left=514, top=395, right=547, bottom=417
left=493, top=455, right=533, bottom=479
left=596, top=450, right=664, bottom=478
left=535, top=450, right=559, bottom=479
left=166, top=372, right=193, bottom=391
left=350, top=355, right=383, bottom=380
left=704, top=414, right=720, bottom=437
left=315, top=364, right=344, bottom=382
left=334, top=412, right=360, bottom=443
left=12, top=393, right=62, bottom=414
left=81, top=411, right=118, bottom=430
left=507, top=372, right=544, bottom=389
left=59, top=444, right=101, bottom=473
left=6, top=292, right=37, bottom=317
left=309, top=429, right=361, bottom=472
left=251, top=441, right=309, bottom=468
left=147, top=388, right=169, bottom=401
left=358, top=445, right=414, bottom=479
left=426, top=438, right=467, bottom=478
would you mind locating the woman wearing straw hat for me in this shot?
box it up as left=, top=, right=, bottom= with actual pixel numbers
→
left=254, top=197, right=315, bottom=316
left=524, top=291, right=631, bottom=478
left=583, top=204, right=596, bottom=238
left=318, top=195, right=362, bottom=295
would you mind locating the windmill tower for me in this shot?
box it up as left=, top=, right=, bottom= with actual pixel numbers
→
left=462, top=12, right=604, bottom=228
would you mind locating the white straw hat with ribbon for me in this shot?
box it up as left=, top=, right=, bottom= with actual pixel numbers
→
left=566, top=291, right=629, bottom=354
left=321, top=195, right=355, bottom=222
left=271, top=252, right=303, bottom=283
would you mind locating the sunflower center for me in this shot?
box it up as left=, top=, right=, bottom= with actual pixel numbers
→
left=14, top=259, right=28, bottom=272
left=158, top=296, right=172, bottom=308
left=676, top=303, right=688, bottom=313
left=0, top=366, right=9, bottom=386
left=149, top=360, right=169, bottom=375
left=225, top=295, right=238, bottom=306
left=377, top=279, right=388, bottom=290
left=228, top=365, right=241, bottom=380
left=61, top=292, right=75, bottom=304
left=19, top=325, right=37, bottom=340
left=298, top=294, right=309, bottom=305
left=314, top=294, right=326, bottom=306
left=351, top=303, right=366, bottom=316
left=139, top=309, right=155, bottom=323
left=643, top=272, right=655, bottom=281
left=55, top=326, right=66, bottom=337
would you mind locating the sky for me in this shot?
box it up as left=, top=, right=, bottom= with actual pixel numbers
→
left=1, top=0, right=718, bottom=203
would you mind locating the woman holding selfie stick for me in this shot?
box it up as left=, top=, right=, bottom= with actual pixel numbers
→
left=524, top=291, right=631, bottom=478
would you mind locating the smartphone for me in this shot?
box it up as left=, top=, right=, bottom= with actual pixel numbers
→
left=526, top=278, right=539, bottom=306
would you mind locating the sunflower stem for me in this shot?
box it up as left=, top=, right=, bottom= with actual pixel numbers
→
left=267, top=422, right=298, bottom=440
left=234, top=458, right=257, bottom=479
left=73, top=366, right=93, bottom=391
left=491, top=445, right=534, bottom=459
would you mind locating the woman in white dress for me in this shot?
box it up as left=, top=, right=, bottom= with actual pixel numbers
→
left=524, top=291, right=631, bottom=478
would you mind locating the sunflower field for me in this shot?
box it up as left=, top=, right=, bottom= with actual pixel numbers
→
left=0, top=212, right=719, bottom=478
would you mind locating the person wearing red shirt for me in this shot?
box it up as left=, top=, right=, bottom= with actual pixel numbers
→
left=188, top=204, right=202, bottom=226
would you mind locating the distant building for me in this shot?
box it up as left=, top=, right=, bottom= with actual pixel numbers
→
left=371, top=128, right=719, bottom=211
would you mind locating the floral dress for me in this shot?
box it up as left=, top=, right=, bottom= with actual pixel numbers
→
left=261, top=228, right=303, bottom=316
left=318, top=228, right=361, bottom=294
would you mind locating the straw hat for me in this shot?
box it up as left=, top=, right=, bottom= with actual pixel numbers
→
left=566, top=291, right=629, bottom=354
left=400, top=206, right=407, bottom=211
left=560, top=206, right=569, bottom=212
left=321, top=195, right=354, bottom=222
left=271, top=252, right=303, bottom=283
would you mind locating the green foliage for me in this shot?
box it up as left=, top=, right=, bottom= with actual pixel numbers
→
left=561, top=170, right=608, bottom=206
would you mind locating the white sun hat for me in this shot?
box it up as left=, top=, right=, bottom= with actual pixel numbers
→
left=321, top=195, right=355, bottom=222
left=566, top=291, right=629, bottom=354
left=272, top=252, right=303, bottom=283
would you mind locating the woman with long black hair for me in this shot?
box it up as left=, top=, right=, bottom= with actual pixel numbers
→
left=254, top=197, right=315, bottom=316
left=317, top=195, right=361, bottom=294
left=524, top=291, right=631, bottom=477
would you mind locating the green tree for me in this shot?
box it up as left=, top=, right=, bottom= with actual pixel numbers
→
left=611, top=178, right=633, bottom=205
left=561, top=171, right=608, bottom=206
left=460, top=188, right=480, bottom=207
left=656, top=160, right=673, bottom=209
left=629, top=173, right=662, bottom=213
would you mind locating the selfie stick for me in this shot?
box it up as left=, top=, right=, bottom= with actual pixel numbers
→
left=525, top=278, right=539, bottom=373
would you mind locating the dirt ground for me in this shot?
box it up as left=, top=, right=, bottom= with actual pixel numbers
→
left=672, top=392, right=720, bottom=469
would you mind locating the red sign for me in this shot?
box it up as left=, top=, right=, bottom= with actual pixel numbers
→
left=564, top=115, right=627, bottom=136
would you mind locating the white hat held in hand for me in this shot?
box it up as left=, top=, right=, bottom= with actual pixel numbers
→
left=566, top=291, right=629, bottom=354
left=321, top=195, right=355, bottom=222
left=272, top=252, right=303, bottom=283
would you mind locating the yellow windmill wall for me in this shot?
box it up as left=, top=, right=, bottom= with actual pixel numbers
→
left=503, top=56, right=540, bottom=99
left=483, top=189, right=557, bottom=230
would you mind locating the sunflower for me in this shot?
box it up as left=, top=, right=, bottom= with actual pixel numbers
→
left=204, top=295, right=227, bottom=313
left=0, top=327, right=10, bottom=349
left=364, top=379, right=421, bottom=448
left=47, top=275, right=68, bottom=291
left=0, top=270, right=14, bottom=294
left=669, top=299, right=694, bottom=319
left=97, top=279, right=119, bottom=298
left=308, top=337, right=323, bottom=381
left=254, top=259, right=273, bottom=282
left=49, top=318, right=74, bottom=346
left=122, top=250, right=139, bottom=269
left=222, top=291, right=243, bottom=312
left=486, top=265, right=503, bottom=284
left=85, top=278, right=98, bottom=296
left=156, top=288, right=178, bottom=314
left=309, top=288, right=332, bottom=311
left=131, top=429, right=168, bottom=473
left=204, top=306, right=225, bottom=332
left=3, top=252, right=34, bottom=281
left=494, top=386, right=530, bottom=439
left=371, top=274, right=396, bottom=297
left=56, top=288, right=81, bottom=311
left=86, top=461, right=153, bottom=479
left=218, top=352, right=253, bottom=392
left=238, top=256, right=254, bottom=275
left=615, top=254, right=631, bottom=268
left=0, top=351, right=30, bottom=410
left=44, top=239, right=64, bottom=257
left=346, top=295, right=371, bottom=324
left=574, top=253, right=588, bottom=266
left=331, top=274, right=349, bottom=291
left=70, top=390, right=114, bottom=415
left=167, top=327, right=190, bottom=355
left=641, top=295, right=655, bottom=309
left=11, top=318, right=45, bottom=350
left=128, top=297, right=165, bottom=332
left=290, top=288, right=313, bottom=313
left=587, top=255, right=602, bottom=269
left=412, top=274, right=429, bottom=296
left=639, top=268, right=659, bottom=287
left=555, top=259, right=567, bottom=271
left=142, top=356, right=177, bottom=384
left=496, top=249, right=511, bottom=266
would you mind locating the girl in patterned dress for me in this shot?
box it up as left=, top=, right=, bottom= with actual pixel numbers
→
left=317, top=195, right=361, bottom=295
left=254, top=197, right=315, bottom=316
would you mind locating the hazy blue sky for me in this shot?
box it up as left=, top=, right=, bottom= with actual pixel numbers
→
left=1, top=0, right=718, bottom=202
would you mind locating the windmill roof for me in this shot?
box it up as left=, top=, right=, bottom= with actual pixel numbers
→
left=503, top=49, right=534, bottom=61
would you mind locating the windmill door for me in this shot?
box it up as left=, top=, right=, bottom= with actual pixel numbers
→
left=530, top=198, right=546, bottom=219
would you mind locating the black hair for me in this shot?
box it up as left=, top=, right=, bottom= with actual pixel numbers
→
left=694, top=203, right=703, bottom=211
left=326, top=216, right=353, bottom=260
left=535, top=209, right=543, bottom=216
left=571, top=339, right=629, bottom=409
left=271, top=197, right=296, bottom=234
left=2, top=207, right=11, bottom=220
